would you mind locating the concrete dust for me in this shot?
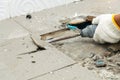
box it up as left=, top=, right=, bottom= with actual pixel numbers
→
left=52, top=41, right=120, bottom=80
left=51, top=17, right=120, bottom=80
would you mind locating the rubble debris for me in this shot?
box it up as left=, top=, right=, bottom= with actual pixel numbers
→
left=59, top=18, right=71, bottom=24
left=52, top=43, right=64, bottom=48
left=112, top=68, right=120, bottom=74
left=92, top=55, right=101, bottom=61
left=89, top=53, right=95, bottom=58
left=81, top=62, right=86, bottom=67
left=116, top=62, right=120, bottom=66
left=31, top=56, right=34, bottom=58
left=68, top=19, right=92, bottom=30
left=68, top=16, right=95, bottom=30
left=51, top=15, right=120, bottom=80
left=81, top=58, right=94, bottom=68
left=98, top=70, right=119, bottom=80
left=106, top=57, right=113, bottom=62
left=59, top=15, right=95, bottom=29
left=31, top=61, right=36, bottom=63
left=87, top=66, right=94, bottom=70
left=26, top=14, right=32, bottom=19
left=95, top=59, right=106, bottom=67
left=107, top=63, right=116, bottom=67
left=51, top=44, right=120, bottom=80
left=106, top=67, right=113, bottom=71
left=103, top=51, right=112, bottom=57
left=107, top=42, right=120, bottom=53
left=107, top=48, right=118, bottom=54
left=68, top=18, right=85, bottom=24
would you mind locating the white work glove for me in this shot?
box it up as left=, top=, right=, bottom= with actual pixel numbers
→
left=92, top=14, right=120, bottom=44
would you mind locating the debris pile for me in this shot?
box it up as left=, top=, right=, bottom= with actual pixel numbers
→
left=81, top=48, right=120, bottom=80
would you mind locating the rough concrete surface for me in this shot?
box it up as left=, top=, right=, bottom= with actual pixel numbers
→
left=0, top=19, right=29, bottom=44
left=0, top=0, right=120, bottom=80
left=33, top=64, right=101, bottom=80
left=0, top=36, right=75, bottom=80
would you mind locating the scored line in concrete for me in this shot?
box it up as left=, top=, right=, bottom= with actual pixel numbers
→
left=32, top=64, right=101, bottom=80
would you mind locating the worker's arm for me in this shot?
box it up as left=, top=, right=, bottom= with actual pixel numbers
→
left=92, top=14, right=120, bottom=43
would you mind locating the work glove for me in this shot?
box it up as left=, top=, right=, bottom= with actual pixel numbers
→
left=92, top=14, right=120, bottom=43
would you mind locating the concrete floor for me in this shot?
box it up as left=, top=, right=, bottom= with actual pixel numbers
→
left=0, top=0, right=120, bottom=80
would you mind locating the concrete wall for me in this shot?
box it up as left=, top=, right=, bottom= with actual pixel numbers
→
left=0, top=0, right=76, bottom=20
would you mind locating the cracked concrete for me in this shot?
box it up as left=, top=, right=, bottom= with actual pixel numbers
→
left=0, top=36, right=75, bottom=80
left=0, top=0, right=120, bottom=80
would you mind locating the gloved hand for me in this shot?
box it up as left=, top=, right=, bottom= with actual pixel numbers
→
left=92, top=14, right=120, bottom=43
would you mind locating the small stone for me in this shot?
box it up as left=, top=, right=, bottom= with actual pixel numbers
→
left=103, top=51, right=112, bottom=57
left=116, top=62, right=120, bottom=66
left=108, top=63, right=116, bottom=67
left=89, top=53, right=95, bottom=58
left=81, top=62, right=86, bottom=67
left=87, top=66, right=94, bottom=70
left=113, top=68, right=120, bottom=74
left=59, top=18, right=71, bottom=24
left=31, top=61, right=36, bottom=63
left=106, top=67, right=113, bottom=70
left=31, top=56, right=34, bottom=58
left=95, top=59, right=106, bottom=67
left=92, top=55, right=99, bottom=61
left=107, top=58, right=113, bottom=62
